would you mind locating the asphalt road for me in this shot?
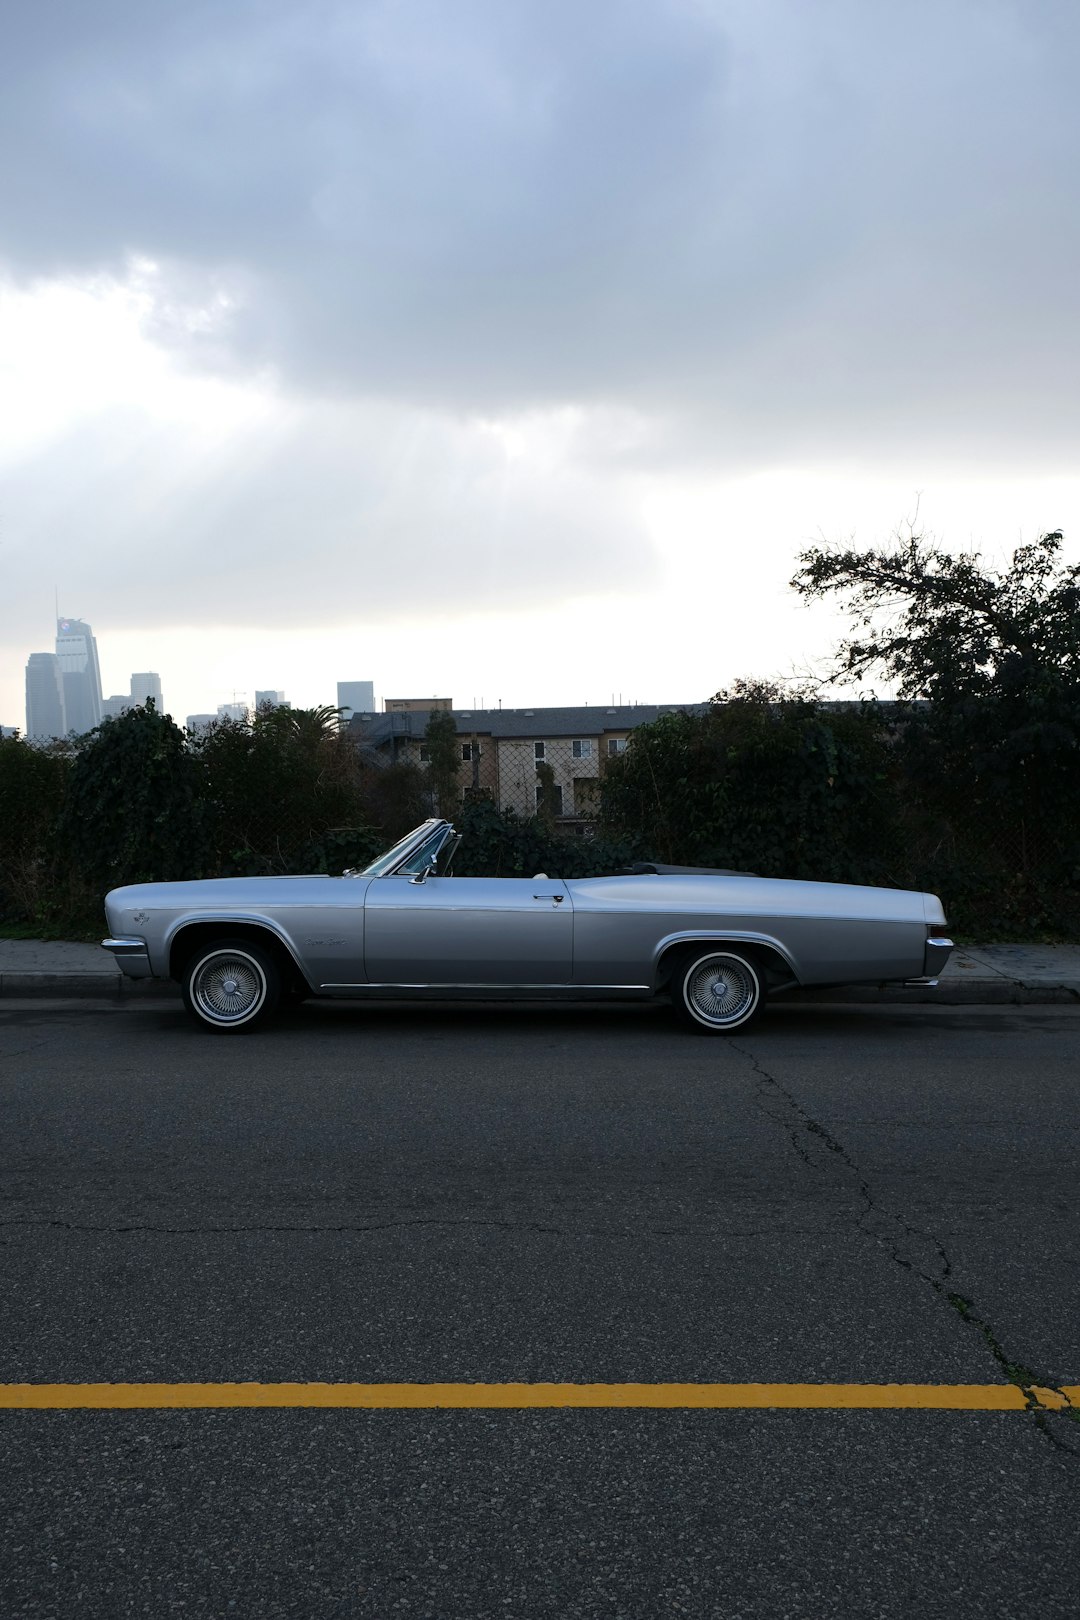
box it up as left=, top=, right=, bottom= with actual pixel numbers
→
left=2, top=997, right=1079, bottom=1618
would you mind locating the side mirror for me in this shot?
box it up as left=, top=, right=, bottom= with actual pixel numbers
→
left=409, top=860, right=438, bottom=885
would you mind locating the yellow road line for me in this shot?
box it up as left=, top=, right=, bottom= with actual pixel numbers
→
left=0, top=1382, right=1076, bottom=1410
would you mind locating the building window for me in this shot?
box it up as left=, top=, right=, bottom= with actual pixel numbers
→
left=418, top=745, right=431, bottom=763
left=536, top=783, right=564, bottom=815
left=571, top=738, right=593, bottom=759
left=461, top=743, right=480, bottom=762
left=533, top=740, right=546, bottom=761
left=607, top=736, right=627, bottom=755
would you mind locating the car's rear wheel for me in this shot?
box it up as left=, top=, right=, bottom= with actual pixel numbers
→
left=672, top=948, right=763, bottom=1034
left=181, top=939, right=280, bottom=1032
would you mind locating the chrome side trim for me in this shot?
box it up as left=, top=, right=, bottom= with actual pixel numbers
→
left=102, top=936, right=148, bottom=953
left=320, top=982, right=650, bottom=990
left=926, top=937, right=954, bottom=949
left=317, top=982, right=652, bottom=1000
left=903, top=977, right=940, bottom=987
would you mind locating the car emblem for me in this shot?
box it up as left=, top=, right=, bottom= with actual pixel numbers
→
left=132, top=911, right=150, bottom=925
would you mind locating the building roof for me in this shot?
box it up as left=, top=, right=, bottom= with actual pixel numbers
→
left=347, top=703, right=707, bottom=746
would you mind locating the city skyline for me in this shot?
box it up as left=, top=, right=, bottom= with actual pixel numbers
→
left=3, top=3, right=1080, bottom=733
left=9, top=601, right=710, bottom=737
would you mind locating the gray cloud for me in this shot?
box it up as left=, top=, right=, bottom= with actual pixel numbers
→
left=3, top=0, right=1079, bottom=458
left=0, top=395, right=655, bottom=639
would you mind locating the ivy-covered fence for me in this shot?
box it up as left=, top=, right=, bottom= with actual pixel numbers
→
left=599, top=683, right=1080, bottom=939
left=2, top=689, right=1078, bottom=940
left=599, top=685, right=898, bottom=887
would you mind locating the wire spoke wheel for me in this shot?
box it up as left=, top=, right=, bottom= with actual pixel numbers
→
left=182, top=941, right=279, bottom=1031
left=676, top=949, right=762, bottom=1033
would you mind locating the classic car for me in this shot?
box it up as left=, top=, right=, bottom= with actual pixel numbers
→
left=102, top=817, right=953, bottom=1034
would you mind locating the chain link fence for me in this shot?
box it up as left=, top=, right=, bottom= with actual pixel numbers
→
left=451, top=733, right=614, bottom=830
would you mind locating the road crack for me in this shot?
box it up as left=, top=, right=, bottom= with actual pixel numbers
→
left=731, top=1038, right=1080, bottom=1458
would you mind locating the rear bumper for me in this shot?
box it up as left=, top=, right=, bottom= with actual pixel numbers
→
left=923, top=935, right=955, bottom=978
left=101, top=937, right=154, bottom=978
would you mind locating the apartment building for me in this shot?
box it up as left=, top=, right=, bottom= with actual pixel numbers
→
left=348, top=703, right=704, bottom=822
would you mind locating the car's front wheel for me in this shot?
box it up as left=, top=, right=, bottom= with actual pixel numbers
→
left=181, top=939, right=280, bottom=1032
left=672, top=948, right=763, bottom=1034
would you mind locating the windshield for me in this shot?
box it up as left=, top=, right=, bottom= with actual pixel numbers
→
left=395, top=829, right=453, bottom=876
left=359, top=820, right=442, bottom=877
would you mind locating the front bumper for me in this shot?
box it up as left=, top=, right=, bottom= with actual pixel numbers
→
left=101, top=937, right=154, bottom=978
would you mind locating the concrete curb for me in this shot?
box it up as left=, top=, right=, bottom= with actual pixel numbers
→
left=0, top=973, right=180, bottom=999
left=791, top=980, right=1080, bottom=1006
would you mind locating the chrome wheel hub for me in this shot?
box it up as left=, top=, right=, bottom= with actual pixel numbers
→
left=686, top=957, right=756, bottom=1025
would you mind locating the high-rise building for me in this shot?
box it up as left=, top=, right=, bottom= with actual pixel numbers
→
left=337, top=680, right=375, bottom=718
left=130, top=672, right=163, bottom=711
left=101, top=695, right=131, bottom=720
left=254, top=689, right=288, bottom=710
left=55, top=617, right=102, bottom=736
left=25, top=652, right=67, bottom=738
left=217, top=702, right=249, bottom=723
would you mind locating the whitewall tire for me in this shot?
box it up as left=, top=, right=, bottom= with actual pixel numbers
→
left=181, top=940, right=280, bottom=1032
left=673, top=948, right=763, bottom=1034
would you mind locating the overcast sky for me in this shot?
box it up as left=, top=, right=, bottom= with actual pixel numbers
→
left=3, top=0, right=1079, bottom=724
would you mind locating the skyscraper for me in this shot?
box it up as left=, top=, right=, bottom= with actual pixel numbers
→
left=55, top=618, right=102, bottom=735
left=130, top=672, right=163, bottom=711
left=25, top=653, right=67, bottom=739
left=337, top=680, right=375, bottom=717
left=254, top=689, right=288, bottom=710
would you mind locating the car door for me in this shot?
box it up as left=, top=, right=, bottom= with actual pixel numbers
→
left=362, top=875, right=573, bottom=985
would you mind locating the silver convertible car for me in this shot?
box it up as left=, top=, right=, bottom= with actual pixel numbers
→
left=102, top=817, right=954, bottom=1034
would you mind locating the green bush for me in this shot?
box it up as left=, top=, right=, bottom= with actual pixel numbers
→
left=453, top=797, right=636, bottom=879
left=0, top=737, right=72, bottom=926
left=599, top=683, right=897, bottom=886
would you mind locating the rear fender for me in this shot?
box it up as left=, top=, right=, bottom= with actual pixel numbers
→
left=653, top=931, right=800, bottom=993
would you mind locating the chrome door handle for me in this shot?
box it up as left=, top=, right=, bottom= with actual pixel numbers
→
left=533, top=893, right=564, bottom=903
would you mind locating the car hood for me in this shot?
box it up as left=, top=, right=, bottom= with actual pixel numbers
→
left=104, top=873, right=356, bottom=922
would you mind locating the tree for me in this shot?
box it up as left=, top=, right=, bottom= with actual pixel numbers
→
left=423, top=709, right=461, bottom=817
left=792, top=527, right=1080, bottom=929
left=791, top=528, right=1080, bottom=703
left=58, top=703, right=210, bottom=892
left=534, top=758, right=560, bottom=827
left=191, top=704, right=373, bottom=874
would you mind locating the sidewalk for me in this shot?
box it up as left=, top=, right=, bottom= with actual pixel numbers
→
left=0, top=938, right=1078, bottom=1004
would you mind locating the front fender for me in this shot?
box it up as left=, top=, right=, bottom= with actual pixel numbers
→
left=164, top=913, right=311, bottom=981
